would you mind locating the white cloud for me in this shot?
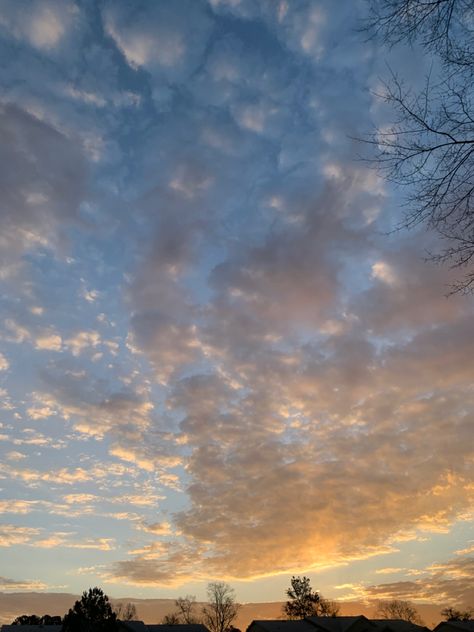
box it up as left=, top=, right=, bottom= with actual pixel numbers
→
left=26, top=406, right=56, bottom=420
left=371, top=261, right=400, bottom=287
left=65, top=330, right=101, bottom=356
left=35, top=333, right=62, bottom=351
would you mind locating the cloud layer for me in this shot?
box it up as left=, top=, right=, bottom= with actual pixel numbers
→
left=0, top=0, right=473, bottom=605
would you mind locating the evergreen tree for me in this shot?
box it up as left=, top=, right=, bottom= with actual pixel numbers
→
left=63, top=587, right=117, bottom=632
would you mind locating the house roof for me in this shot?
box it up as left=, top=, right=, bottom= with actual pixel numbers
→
left=1, top=624, right=209, bottom=632
left=306, top=616, right=376, bottom=632
left=118, top=622, right=149, bottom=632
left=147, top=625, right=210, bottom=632
left=1, top=627, right=62, bottom=632
left=248, top=618, right=377, bottom=632
left=247, top=617, right=435, bottom=632
left=371, top=619, right=430, bottom=632
left=247, top=620, right=319, bottom=632
left=433, top=622, right=474, bottom=632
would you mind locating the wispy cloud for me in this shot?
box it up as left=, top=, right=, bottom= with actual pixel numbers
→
left=0, top=576, right=48, bottom=590
left=342, top=555, right=474, bottom=606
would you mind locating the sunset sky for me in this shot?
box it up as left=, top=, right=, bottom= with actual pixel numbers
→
left=0, top=0, right=473, bottom=612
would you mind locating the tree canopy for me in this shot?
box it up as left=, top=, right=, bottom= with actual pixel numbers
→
left=11, top=615, right=62, bottom=626
left=62, top=587, right=117, bottom=632
left=283, top=576, right=339, bottom=619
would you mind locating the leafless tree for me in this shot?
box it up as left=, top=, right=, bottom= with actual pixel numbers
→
left=363, top=0, right=474, bottom=292
left=319, top=598, right=340, bottom=617
left=114, top=603, right=137, bottom=621
left=162, top=613, right=181, bottom=625
left=176, top=596, right=200, bottom=624
left=377, top=599, right=423, bottom=624
left=365, top=1, right=474, bottom=68
left=202, top=582, right=239, bottom=632
left=441, top=606, right=473, bottom=621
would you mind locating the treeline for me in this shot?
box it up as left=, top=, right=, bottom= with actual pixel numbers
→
left=11, top=588, right=136, bottom=630
left=10, top=578, right=474, bottom=632
left=12, top=616, right=62, bottom=626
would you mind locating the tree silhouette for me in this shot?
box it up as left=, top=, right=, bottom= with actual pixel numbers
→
left=441, top=606, right=473, bottom=621
left=114, top=603, right=137, bottom=622
left=62, top=587, right=117, bottom=632
left=318, top=599, right=340, bottom=618
left=12, top=616, right=42, bottom=625
left=176, top=596, right=200, bottom=624
left=283, top=576, right=339, bottom=619
left=41, top=616, right=62, bottom=625
left=202, top=582, right=239, bottom=632
left=284, top=576, right=320, bottom=619
left=377, top=600, right=423, bottom=624
left=162, top=613, right=181, bottom=625
left=11, top=615, right=62, bottom=625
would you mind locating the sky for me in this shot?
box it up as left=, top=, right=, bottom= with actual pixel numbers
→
left=0, top=0, right=473, bottom=613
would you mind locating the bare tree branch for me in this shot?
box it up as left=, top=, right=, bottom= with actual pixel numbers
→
left=362, top=1, right=474, bottom=292
left=202, top=582, right=239, bottom=632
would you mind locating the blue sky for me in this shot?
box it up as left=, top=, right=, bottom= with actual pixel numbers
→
left=0, top=0, right=473, bottom=610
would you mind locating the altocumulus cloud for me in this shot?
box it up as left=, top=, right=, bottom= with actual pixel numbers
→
left=0, top=0, right=473, bottom=601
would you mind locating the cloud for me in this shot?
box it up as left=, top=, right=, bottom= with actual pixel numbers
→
left=35, top=332, right=62, bottom=351
left=112, top=540, right=208, bottom=587
left=65, top=330, right=101, bottom=356
left=119, top=225, right=474, bottom=583
left=0, top=576, right=47, bottom=590
left=0, top=522, right=115, bottom=551
left=2, top=319, right=31, bottom=344
left=34, top=534, right=115, bottom=551
left=0, top=463, right=107, bottom=486
left=103, top=0, right=474, bottom=586
left=0, top=352, right=9, bottom=370
left=109, top=445, right=180, bottom=473
left=62, top=493, right=98, bottom=505
left=102, top=0, right=213, bottom=92
left=0, top=524, right=40, bottom=546
left=347, top=555, right=474, bottom=607
left=4, top=452, right=27, bottom=462
left=0, top=0, right=473, bottom=595
left=0, top=103, right=87, bottom=273
left=137, top=521, right=173, bottom=536
left=0, top=500, right=38, bottom=514
left=0, top=0, right=78, bottom=51
left=371, top=261, right=400, bottom=287
left=353, top=241, right=469, bottom=334
left=111, top=494, right=164, bottom=508
left=26, top=408, right=55, bottom=421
